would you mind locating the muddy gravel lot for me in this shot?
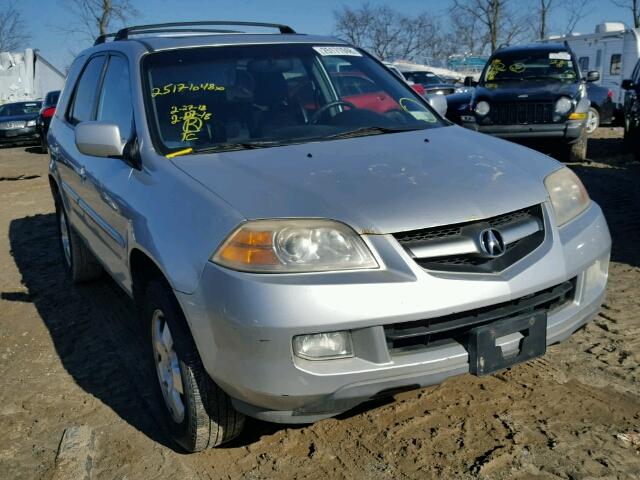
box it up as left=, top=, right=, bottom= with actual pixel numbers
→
left=0, top=129, right=638, bottom=480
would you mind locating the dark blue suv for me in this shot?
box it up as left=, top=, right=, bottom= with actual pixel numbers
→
left=452, top=43, right=601, bottom=161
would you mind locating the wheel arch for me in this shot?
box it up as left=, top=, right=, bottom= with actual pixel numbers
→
left=129, top=247, right=172, bottom=312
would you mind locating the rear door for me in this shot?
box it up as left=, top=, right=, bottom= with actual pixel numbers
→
left=56, top=54, right=107, bottom=240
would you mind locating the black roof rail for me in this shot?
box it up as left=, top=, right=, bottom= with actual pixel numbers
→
left=111, top=21, right=296, bottom=42
left=94, top=33, right=117, bottom=45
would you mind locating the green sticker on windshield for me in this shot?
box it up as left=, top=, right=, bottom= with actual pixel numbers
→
left=399, top=98, right=437, bottom=123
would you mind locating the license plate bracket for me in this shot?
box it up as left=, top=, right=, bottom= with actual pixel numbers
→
left=467, top=312, right=547, bottom=376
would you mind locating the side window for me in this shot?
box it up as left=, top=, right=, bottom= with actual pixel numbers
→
left=68, top=56, right=106, bottom=124
left=578, top=57, right=589, bottom=73
left=610, top=54, right=622, bottom=75
left=96, top=55, right=133, bottom=142
left=595, top=50, right=602, bottom=71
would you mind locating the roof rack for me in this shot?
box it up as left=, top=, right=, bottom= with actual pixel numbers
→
left=94, top=33, right=117, bottom=45
left=93, top=21, right=296, bottom=45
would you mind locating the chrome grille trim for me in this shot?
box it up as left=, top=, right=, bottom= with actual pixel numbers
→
left=393, top=204, right=545, bottom=273
left=406, top=215, right=542, bottom=259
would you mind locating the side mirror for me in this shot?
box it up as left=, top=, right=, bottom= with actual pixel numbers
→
left=586, top=71, right=600, bottom=82
left=427, top=94, right=448, bottom=117
left=621, top=78, right=635, bottom=90
left=75, top=121, right=124, bottom=158
left=463, top=76, right=476, bottom=87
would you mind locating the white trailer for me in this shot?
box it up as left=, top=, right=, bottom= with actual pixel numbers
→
left=0, top=48, right=65, bottom=104
left=549, top=22, right=640, bottom=111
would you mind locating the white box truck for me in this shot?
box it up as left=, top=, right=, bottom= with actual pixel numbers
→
left=0, top=48, right=65, bottom=104
left=549, top=22, right=640, bottom=114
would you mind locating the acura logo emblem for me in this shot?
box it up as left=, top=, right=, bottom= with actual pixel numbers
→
left=479, top=228, right=506, bottom=258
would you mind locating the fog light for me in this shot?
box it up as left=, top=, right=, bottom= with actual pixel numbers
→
left=293, top=331, right=353, bottom=360
left=569, top=112, right=587, bottom=120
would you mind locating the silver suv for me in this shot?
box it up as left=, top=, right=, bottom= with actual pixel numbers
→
left=48, top=22, right=611, bottom=452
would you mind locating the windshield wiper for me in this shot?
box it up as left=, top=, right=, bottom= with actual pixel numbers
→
left=191, top=141, right=285, bottom=154
left=323, top=125, right=425, bottom=140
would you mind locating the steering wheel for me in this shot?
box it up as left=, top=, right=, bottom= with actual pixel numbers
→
left=309, top=100, right=357, bottom=124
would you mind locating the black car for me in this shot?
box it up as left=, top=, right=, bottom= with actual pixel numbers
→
left=37, top=90, right=60, bottom=153
left=622, top=58, right=640, bottom=157
left=585, top=83, right=614, bottom=134
left=0, top=101, right=42, bottom=146
left=450, top=43, right=600, bottom=161
left=399, top=70, right=458, bottom=95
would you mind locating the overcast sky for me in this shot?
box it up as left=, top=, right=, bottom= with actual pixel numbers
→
left=17, top=0, right=634, bottom=71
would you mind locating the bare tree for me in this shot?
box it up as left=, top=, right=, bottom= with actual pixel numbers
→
left=450, top=0, right=531, bottom=53
left=537, top=0, right=555, bottom=40
left=562, top=0, right=594, bottom=34
left=333, top=3, right=442, bottom=63
left=0, top=3, right=30, bottom=52
left=612, top=0, right=640, bottom=28
left=61, top=0, right=139, bottom=41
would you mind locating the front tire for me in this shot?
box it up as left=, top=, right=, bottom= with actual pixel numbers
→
left=586, top=107, right=600, bottom=134
left=144, top=280, right=244, bottom=452
left=55, top=196, right=102, bottom=283
left=561, top=130, right=588, bottom=162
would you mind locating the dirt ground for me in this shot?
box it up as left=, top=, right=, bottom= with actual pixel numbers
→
left=0, top=129, right=638, bottom=480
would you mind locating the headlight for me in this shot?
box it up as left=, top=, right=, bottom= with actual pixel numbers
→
left=293, top=331, right=353, bottom=360
left=212, top=219, right=378, bottom=273
left=27, top=119, right=36, bottom=127
left=475, top=101, right=490, bottom=116
left=554, top=97, right=573, bottom=115
left=544, top=168, right=590, bottom=226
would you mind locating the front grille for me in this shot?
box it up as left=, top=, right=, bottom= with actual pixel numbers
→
left=384, top=279, right=576, bottom=355
left=393, top=204, right=545, bottom=273
left=489, top=102, right=554, bottom=125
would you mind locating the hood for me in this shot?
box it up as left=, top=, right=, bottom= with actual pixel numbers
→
left=475, top=81, right=581, bottom=102
left=173, top=126, right=560, bottom=234
left=0, top=113, right=38, bottom=123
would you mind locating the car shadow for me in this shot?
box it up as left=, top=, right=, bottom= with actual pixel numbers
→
left=24, top=146, right=45, bottom=155
left=8, top=213, right=177, bottom=450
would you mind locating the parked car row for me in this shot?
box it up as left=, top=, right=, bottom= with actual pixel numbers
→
left=0, top=90, right=60, bottom=151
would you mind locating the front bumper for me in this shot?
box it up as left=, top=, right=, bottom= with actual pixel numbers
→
left=176, top=202, right=610, bottom=423
left=463, top=120, right=585, bottom=142
left=0, top=126, right=39, bottom=143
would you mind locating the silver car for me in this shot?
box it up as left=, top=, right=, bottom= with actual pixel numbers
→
left=48, top=22, right=611, bottom=452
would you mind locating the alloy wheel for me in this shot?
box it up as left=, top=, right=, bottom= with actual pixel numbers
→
left=152, top=310, right=185, bottom=423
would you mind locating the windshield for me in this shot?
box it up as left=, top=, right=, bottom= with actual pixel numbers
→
left=403, top=71, right=444, bottom=85
left=481, top=50, right=578, bottom=83
left=0, top=102, right=41, bottom=117
left=142, top=44, right=444, bottom=154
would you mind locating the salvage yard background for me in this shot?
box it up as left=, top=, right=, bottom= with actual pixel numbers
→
left=0, top=129, right=638, bottom=479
